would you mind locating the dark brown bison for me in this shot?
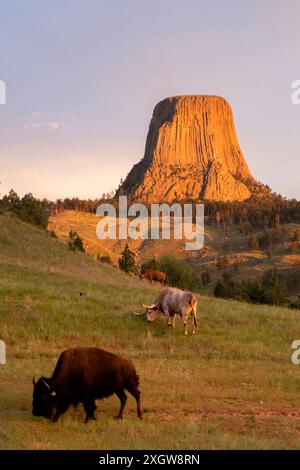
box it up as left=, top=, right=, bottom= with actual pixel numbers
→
left=32, top=347, right=142, bottom=422
left=140, top=268, right=166, bottom=285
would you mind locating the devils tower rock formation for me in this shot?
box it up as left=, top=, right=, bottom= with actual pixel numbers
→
left=119, top=95, right=257, bottom=202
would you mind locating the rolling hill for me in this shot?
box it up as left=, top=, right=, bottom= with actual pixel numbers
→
left=48, top=210, right=300, bottom=288
left=1, top=212, right=300, bottom=449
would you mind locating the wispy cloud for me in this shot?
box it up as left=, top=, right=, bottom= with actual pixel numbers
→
left=46, top=121, right=60, bottom=131
left=23, top=116, right=70, bottom=132
left=23, top=123, right=41, bottom=130
left=23, top=119, right=63, bottom=132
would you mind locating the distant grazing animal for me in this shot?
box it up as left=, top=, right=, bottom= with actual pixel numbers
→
left=142, top=287, right=198, bottom=336
left=79, top=292, right=84, bottom=297
left=140, top=268, right=167, bottom=285
left=32, top=347, right=142, bottom=423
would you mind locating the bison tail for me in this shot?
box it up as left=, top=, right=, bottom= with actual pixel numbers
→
left=188, top=293, right=196, bottom=306
left=132, top=373, right=140, bottom=388
left=189, top=293, right=197, bottom=315
left=126, top=372, right=140, bottom=390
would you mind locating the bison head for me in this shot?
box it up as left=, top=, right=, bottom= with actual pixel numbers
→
left=142, top=303, right=159, bottom=322
left=32, top=377, right=56, bottom=419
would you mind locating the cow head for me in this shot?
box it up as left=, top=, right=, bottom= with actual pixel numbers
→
left=32, top=376, right=56, bottom=419
left=142, top=303, right=159, bottom=322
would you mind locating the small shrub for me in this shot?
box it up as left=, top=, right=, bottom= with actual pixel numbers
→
left=97, top=254, right=113, bottom=265
left=68, top=230, right=85, bottom=252
left=49, top=230, right=57, bottom=238
left=289, top=242, right=298, bottom=254
left=214, top=268, right=288, bottom=306
left=158, top=255, right=199, bottom=291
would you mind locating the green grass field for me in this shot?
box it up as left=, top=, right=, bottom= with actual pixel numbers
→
left=1, top=213, right=300, bottom=449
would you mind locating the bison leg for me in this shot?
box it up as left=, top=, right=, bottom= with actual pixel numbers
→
left=125, top=383, right=143, bottom=419
left=83, top=399, right=97, bottom=423
left=52, top=400, right=69, bottom=422
left=115, top=389, right=127, bottom=419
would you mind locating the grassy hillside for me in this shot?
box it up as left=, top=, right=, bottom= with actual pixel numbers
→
left=48, top=210, right=197, bottom=264
left=49, top=210, right=300, bottom=287
left=1, top=213, right=300, bottom=449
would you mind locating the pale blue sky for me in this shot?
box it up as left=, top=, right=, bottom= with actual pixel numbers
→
left=0, top=0, right=299, bottom=200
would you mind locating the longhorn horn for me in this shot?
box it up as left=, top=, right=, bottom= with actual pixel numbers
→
left=132, top=311, right=145, bottom=316
left=142, top=303, right=156, bottom=309
left=42, top=379, right=50, bottom=390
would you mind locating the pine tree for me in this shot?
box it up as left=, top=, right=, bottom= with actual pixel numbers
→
left=248, top=235, right=259, bottom=249
left=262, top=269, right=288, bottom=306
left=118, top=244, right=138, bottom=274
left=201, top=270, right=211, bottom=285
left=272, top=225, right=281, bottom=241
left=293, top=229, right=300, bottom=244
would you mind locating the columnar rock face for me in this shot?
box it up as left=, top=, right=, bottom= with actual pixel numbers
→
left=119, top=95, right=257, bottom=202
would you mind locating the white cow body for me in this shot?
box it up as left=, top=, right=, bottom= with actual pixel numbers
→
left=143, top=287, right=198, bottom=336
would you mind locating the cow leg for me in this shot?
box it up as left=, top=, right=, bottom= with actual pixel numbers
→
left=125, top=384, right=143, bottom=419
left=192, top=312, right=197, bottom=335
left=163, top=307, right=171, bottom=326
left=115, top=389, right=127, bottom=419
left=191, top=301, right=198, bottom=335
left=52, top=400, right=69, bottom=422
left=168, top=314, right=175, bottom=328
left=83, top=399, right=97, bottom=423
left=182, top=314, right=188, bottom=336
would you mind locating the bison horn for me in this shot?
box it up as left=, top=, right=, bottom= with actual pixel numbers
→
left=42, top=379, right=50, bottom=390
left=142, top=303, right=156, bottom=309
left=32, top=377, right=36, bottom=385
